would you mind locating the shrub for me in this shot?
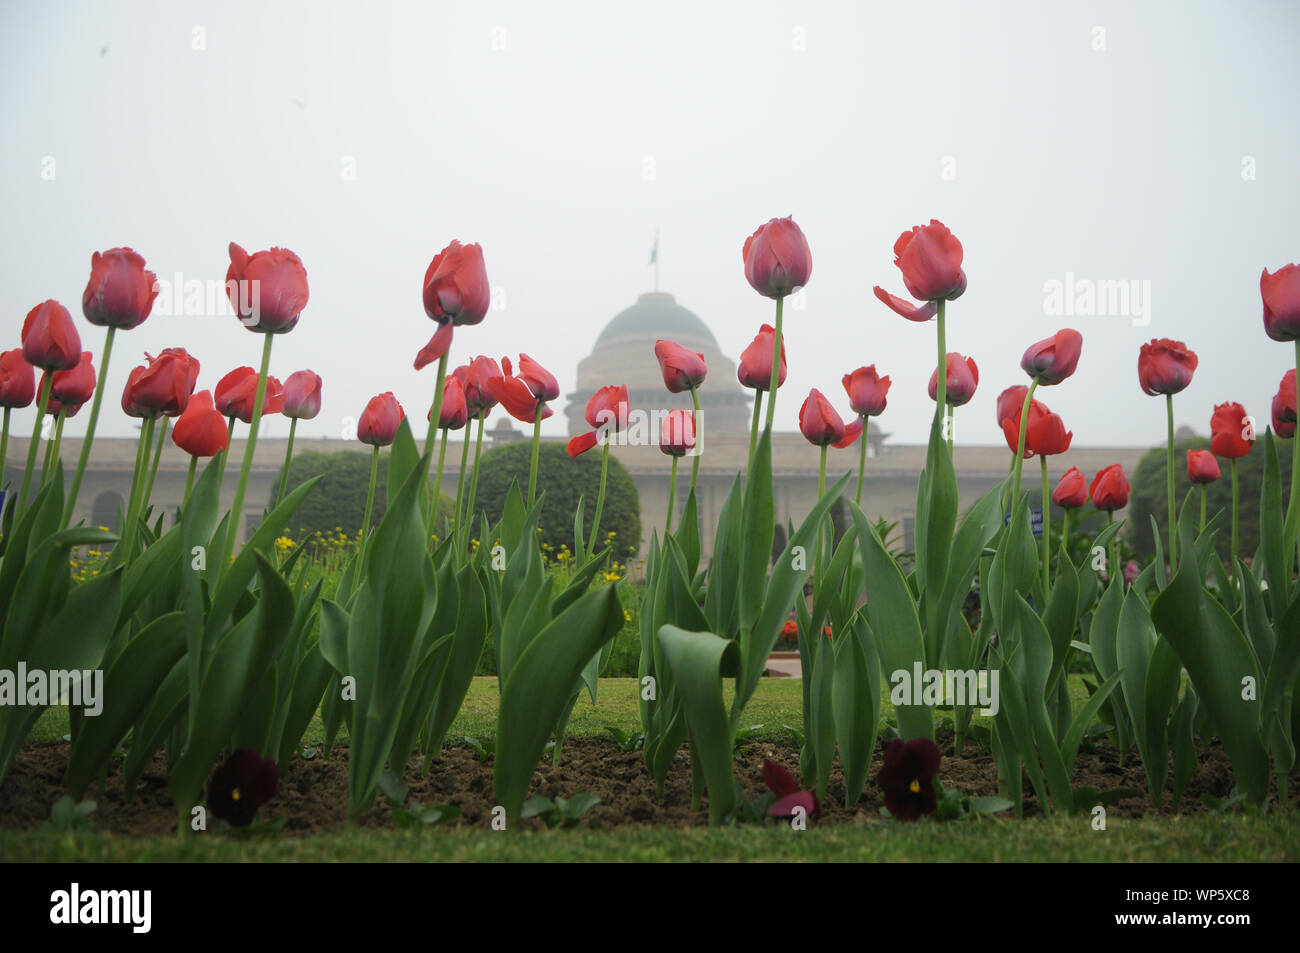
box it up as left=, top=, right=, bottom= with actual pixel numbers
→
left=272, top=449, right=452, bottom=539
left=470, top=441, right=640, bottom=561
left=1128, top=435, right=1292, bottom=558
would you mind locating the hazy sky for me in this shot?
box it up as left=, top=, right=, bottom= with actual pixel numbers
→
left=3, top=0, right=1297, bottom=449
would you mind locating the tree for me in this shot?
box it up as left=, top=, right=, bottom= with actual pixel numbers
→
left=272, top=449, right=451, bottom=540
left=470, top=441, right=641, bottom=560
left=1128, top=435, right=1292, bottom=559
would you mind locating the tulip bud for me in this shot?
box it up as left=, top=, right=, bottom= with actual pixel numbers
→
left=1186, top=449, right=1221, bottom=485
left=172, top=390, right=230, bottom=458
left=737, top=324, right=787, bottom=391
left=82, top=247, right=158, bottom=330
left=358, top=393, right=405, bottom=447
left=842, top=365, right=890, bottom=417
left=742, top=216, right=812, bottom=299
left=423, top=240, right=490, bottom=327
left=226, top=242, right=309, bottom=334
left=1051, top=467, right=1089, bottom=509
left=22, top=300, right=82, bottom=371
left=1021, top=329, right=1082, bottom=386
left=659, top=409, right=696, bottom=457
left=49, top=351, right=96, bottom=406
left=654, top=340, right=708, bottom=394
left=1261, top=263, right=1300, bottom=342
left=0, top=349, right=36, bottom=409
left=1138, top=339, right=1198, bottom=397
left=798, top=388, right=846, bottom=446
left=1209, top=401, right=1253, bottom=459
left=282, top=370, right=323, bottom=420
left=1090, top=464, right=1131, bottom=512
left=927, top=354, right=979, bottom=407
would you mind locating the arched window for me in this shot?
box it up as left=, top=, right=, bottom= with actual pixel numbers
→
left=91, top=490, right=125, bottom=532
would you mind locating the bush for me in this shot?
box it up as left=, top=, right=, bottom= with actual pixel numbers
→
left=1128, top=435, right=1292, bottom=559
left=470, top=441, right=641, bottom=561
left=273, top=449, right=452, bottom=539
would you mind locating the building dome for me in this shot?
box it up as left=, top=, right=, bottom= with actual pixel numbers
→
left=566, top=292, right=752, bottom=436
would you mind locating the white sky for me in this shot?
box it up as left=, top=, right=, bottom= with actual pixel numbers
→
left=3, top=0, right=1297, bottom=447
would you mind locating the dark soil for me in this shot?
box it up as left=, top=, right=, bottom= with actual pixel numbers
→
left=0, top=733, right=1284, bottom=836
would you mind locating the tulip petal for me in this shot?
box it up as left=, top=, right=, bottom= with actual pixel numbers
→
left=872, top=287, right=937, bottom=322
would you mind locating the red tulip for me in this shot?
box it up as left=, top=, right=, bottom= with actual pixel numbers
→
left=121, top=348, right=200, bottom=418
left=22, top=300, right=82, bottom=371
left=0, top=349, right=36, bottom=409
left=226, top=243, right=309, bottom=334
left=489, top=357, right=555, bottom=425
left=798, top=388, right=846, bottom=446
left=654, top=340, right=708, bottom=393
left=1261, top=263, right=1300, bottom=342
left=414, top=320, right=454, bottom=372
left=742, top=216, right=812, bottom=299
left=1051, top=467, right=1088, bottom=509
left=1090, top=464, right=1131, bottom=512
left=452, top=356, right=502, bottom=419
left=586, top=385, right=630, bottom=431
left=927, top=354, right=979, bottom=406
left=1138, top=339, right=1198, bottom=397
left=45, top=395, right=84, bottom=418
left=435, top=376, right=468, bottom=431
left=1021, top=329, right=1082, bottom=385
left=660, top=409, right=696, bottom=457
left=737, top=324, right=787, bottom=390
left=172, top=390, right=229, bottom=458
left=1025, top=408, right=1073, bottom=455
left=832, top=416, right=864, bottom=449
left=214, top=367, right=257, bottom=417
left=1124, top=561, right=1141, bottom=585
left=423, top=240, right=490, bottom=327
left=762, top=759, right=819, bottom=820
left=515, top=354, right=560, bottom=403
left=1001, top=398, right=1049, bottom=458
left=49, top=351, right=96, bottom=405
left=842, top=365, right=890, bottom=417
left=1210, top=401, right=1253, bottom=459
left=1186, top=449, right=1221, bottom=485
left=216, top=372, right=285, bottom=424
left=880, top=218, right=966, bottom=306
left=82, top=247, right=158, bottom=330
left=282, top=370, right=322, bottom=420
left=357, top=392, right=405, bottom=447
left=996, top=385, right=1030, bottom=429
left=1272, top=369, right=1296, bottom=439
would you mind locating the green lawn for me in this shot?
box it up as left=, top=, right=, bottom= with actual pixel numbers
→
left=9, top=676, right=1296, bottom=863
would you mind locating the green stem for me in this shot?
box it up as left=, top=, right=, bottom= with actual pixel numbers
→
left=764, top=297, right=784, bottom=431
left=219, top=417, right=236, bottom=484
left=0, top=407, right=10, bottom=492
left=665, top=455, right=678, bottom=537
left=688, top=386, right=701, bottom=496
left=747, top=388, right=762, bottom=473
left=527, top=408, right=542, bottom=508
left=276, top=417, right=298, bottom=507
left=454, top=428, right=471, bottom=529
left=117, top=415, right=155, bottom=564
left=424, top=350, right=450, bottom=459
left=1199, top=484, right=1206, bottom=534
left=42, top=408, right=66, bottom=485
left=588, top=437, right=610, bottom=554
left=463, top=414, right=485, bottom=543
left=219, top=332, right=275, bottom=572
left=1009, top=381, right=1039, bottom=519
left=63, top=325, right=115, bottom=526
left=432, top=426, right=449, bottom=538
left=855, top=414, right=868, bottom=506
left=1040, top=454, right=1051, bottom=592
left=1061, top=508, right=1073, bottom=562
left=1287, top=338, right=1300, bottom=571
left=935, top=299, right=947, bottom=429
left=360, top=445, right=380, bottom=542
left=1107, top=511, right=1118, bottom=586
left=18, top=373, right=52, bottom=515
left=1231, top=457, right=1240, bottom=571
left=141, top=416, right=169, bottom=519
left=1165, top=393, right=1177, bottom=569
left=183, top=455, right=197, bottom=503
left=816, top=444, right=827, bottom=584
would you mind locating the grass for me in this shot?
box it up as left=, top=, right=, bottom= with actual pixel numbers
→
left=12, top=676, right=1294, bottom=863
left=4, top=815, right=1295, bottom=863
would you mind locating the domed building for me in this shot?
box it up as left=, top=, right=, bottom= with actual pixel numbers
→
left=566, top=292, right=752, bottom=436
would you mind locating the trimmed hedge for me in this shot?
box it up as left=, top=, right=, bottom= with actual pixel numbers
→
left=469, top=440, right=640, bottom=560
